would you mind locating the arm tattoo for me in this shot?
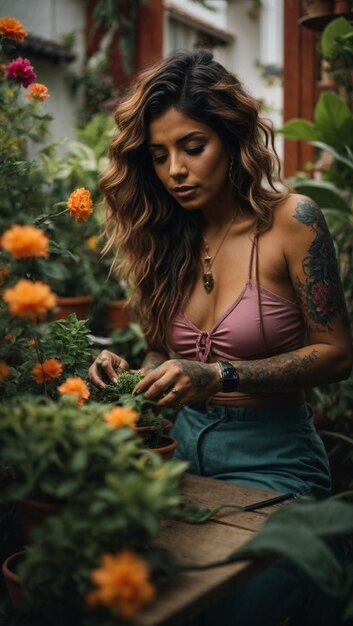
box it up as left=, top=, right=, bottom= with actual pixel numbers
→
left=236, top=350, right=319, bottom=393
left=293, top=199, right=350, bottom=332
left=170, top=359, right=216, bottom=391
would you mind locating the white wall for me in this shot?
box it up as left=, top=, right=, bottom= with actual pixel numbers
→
left=1, top=0, right=86, bottom=143
left=225, top=0, right=284, bottom=159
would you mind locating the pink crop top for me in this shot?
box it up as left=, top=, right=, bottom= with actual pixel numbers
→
left=166, top=237, right=306, bottom=403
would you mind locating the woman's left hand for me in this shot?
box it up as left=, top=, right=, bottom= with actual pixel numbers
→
left=133, top=359, right=220, bottom=408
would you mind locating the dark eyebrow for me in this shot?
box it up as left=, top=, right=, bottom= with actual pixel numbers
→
left=148, top=131, right=207, bottom=149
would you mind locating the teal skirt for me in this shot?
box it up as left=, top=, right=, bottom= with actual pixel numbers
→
left=171, top=403, right=331, bottom=497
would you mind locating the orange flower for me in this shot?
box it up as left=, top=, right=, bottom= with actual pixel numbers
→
left=32, top=358, right=63, bottom=384
left=57, top=377, right=90, bottom=405
left=1, top=225, right=49, bottom=258
left=87, top=550, right=155, bottom=619
left=25, top=82, right=49, bottom=101
left=0, top=17, right=27, bottom=42
left=67, top=188, right=93, bottom=222
left=3, top=279, right=57, bottom=318
left=0, top=361, right=10, bottom=383
left=104, top=406, right=138, bottom=429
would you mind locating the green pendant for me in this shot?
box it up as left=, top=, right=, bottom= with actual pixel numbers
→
left=202, top=271, right=214, bottom=294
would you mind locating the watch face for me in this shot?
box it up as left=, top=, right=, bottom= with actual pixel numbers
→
left=220, top=362, right=239, bottom=392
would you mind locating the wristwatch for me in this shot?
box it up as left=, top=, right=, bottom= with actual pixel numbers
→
left=218, top=361, right=239, bottom=392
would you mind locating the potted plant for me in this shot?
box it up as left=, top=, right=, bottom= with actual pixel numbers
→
left=0, top=393, right=185, bottom=540
left=91, top=371, right=176, bottom=454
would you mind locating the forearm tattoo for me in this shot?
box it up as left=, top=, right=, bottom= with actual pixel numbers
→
left=293, top=199, right=350, bottom=332
left=236, top=350, right=319, bottom=393
left=170, top=359, right=217, bottom=391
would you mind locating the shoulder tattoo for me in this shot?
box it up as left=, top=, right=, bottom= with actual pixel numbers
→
left=293, top=198, right=350, bottom=331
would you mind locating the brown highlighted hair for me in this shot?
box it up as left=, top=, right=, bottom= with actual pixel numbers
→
left=101, top=49, right=288, bottom=349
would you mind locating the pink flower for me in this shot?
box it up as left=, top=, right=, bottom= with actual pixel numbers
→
left=5, top=57, right=37, bottom=88
left=310, top=282, right=337, bottom=314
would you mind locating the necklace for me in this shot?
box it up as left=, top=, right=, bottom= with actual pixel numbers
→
left=202, top=216, right=235, bottom=294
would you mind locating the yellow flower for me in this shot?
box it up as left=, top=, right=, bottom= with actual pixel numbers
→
left=25, top=82, right=49, bottom=101
left=67, top=188, right=93, bottom=222
left=57, top=377, right=90, bottom=405
left=3, top=279, right=57, bottom=318
left=0, top=17, right=27, bottom=41
left=104, top=407, right=138, bottom=429
left=1, top=225, right=49, bottom=258
left=86, top=235, right=98, bottom=252
left=0, top=361, right=10, bottom=383
left=32, top=358, right=63, bottom=384
left=86, top=550, right=155, bottom=619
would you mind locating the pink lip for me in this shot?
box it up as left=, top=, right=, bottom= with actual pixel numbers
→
left=172, top=186, right=197, bottom=200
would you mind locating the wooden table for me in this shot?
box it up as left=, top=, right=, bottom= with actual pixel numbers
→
left=135, top=473, right=282, bottom=626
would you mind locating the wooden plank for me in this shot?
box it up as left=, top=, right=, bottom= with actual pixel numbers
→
left=135, top=520, right=271, bottom=626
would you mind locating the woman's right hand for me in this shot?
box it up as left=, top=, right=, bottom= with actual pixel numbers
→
left=88, top=350, right=130, bottom=389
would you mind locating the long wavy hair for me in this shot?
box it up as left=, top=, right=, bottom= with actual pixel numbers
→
left=101, top=49, right=288, bottom=349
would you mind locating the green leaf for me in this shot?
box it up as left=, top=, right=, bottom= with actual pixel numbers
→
left=211, top=498, right=353, bottom=598
left=293, top=180, right=351, bottom=212
left=312, top=140, right=353, bottom=171
left=278, top=119, right=319, bottom=141
left=314, top=92, right=353, bottom=149
left=321, top=16, right=353, bottom=58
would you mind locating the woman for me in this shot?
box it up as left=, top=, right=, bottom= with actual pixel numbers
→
left=89, top=49, right=352, bottom=624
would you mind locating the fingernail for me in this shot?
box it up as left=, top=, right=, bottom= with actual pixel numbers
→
left=112, top=377, right=118, bottom=383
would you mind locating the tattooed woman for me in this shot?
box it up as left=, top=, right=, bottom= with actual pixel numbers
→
left=89, top=50, right=352, bottom=625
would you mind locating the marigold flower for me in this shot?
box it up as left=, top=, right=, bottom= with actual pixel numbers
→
left=32, top=358, right=63, bottom=384
left=25, top=82, right=49, bottom=102
left=0, top=361, right=10, bottom=383
left=67, top=188, right=93, bottom=222
left=1, top=225, right=49, bottom=259
left=104, top=407, right=138, bottom=429
left=5, top=57, right=36, bottom=88
left=57, top=377, right=90, bottom=405
left=0, top=17, right=27, bottom=41
left=86, top=550, right=155, bottom=619
left=3, top=279, right=57, bottom=319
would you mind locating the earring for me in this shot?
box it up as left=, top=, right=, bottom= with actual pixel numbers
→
left=228, top=159, right=235, bottom=184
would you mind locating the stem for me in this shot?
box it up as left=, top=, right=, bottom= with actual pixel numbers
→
left=33, top=329, right=47, bottom=396
left=34, top=205, right=68, bottom=225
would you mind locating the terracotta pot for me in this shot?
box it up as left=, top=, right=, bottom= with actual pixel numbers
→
left=334, top=0, right=351, bottom=12
left=16, top=498, right=62, bottom=543
left=53, top=295, right=93, bottom=320
left=151, top=436, right=178, bottom=461
left=303, top=0, right=333, bottom=14
left=2, top=550, right=26, bottom=608
left=105, top=299, right=132, bottom=328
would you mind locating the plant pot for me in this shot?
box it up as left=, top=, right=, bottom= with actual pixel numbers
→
left=2, top=550, right=26, bottom=608
left=53, top=295, right=93, bottom=320
left=105, top=299, right=131, bottom=328
left=16, top=498, right=62, bottom=543
left=334, top=0, right=351, bottom=12
left=303, top=0, right=333, bottom=14
left=151, top=436, right=177, bottom=460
